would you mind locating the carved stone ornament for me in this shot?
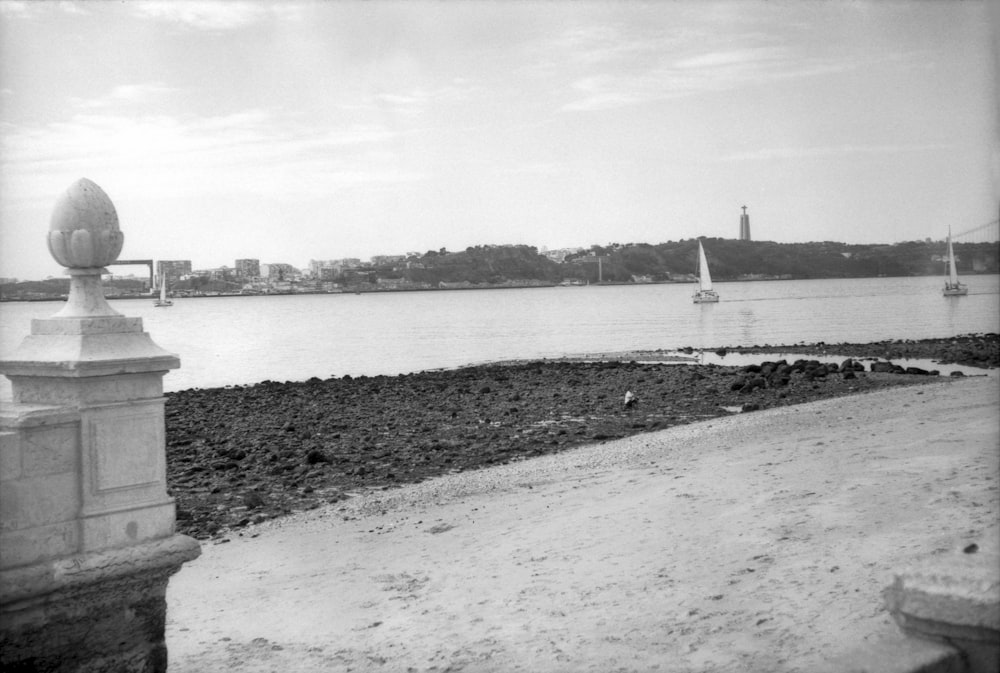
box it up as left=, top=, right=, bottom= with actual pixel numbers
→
left=47, top=178, right=124, bottom=269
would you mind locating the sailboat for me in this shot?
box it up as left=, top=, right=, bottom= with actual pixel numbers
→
left=154, top=275, right=173, bottom=307
left=942, top=228, right=967, bottom=297
left=693, top=240, right=719, bottom=303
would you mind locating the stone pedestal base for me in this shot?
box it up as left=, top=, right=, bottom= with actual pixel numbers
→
left=883, top=541, right=1000, bottom=673
left=1, top=535, right=200, bottom=673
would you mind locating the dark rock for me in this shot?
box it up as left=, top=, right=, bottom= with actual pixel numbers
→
left=305, top=449, right=330, bottom=464
left=164, top=356, right=944, bottom=538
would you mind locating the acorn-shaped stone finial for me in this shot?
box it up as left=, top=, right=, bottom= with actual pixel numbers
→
left=47, top=178, right=124, bottom=269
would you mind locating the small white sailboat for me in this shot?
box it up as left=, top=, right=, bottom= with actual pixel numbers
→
left=942, top=228, right=967, bottom=297
left=693, top=240, right=719, bottom=303
left=154, top=275, right=173, bottom=307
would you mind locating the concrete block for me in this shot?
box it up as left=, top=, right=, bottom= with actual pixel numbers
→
left=21, top=423, right=77, bottom=477
left=78, top=402, right=171, bottom=518
left=84, top=405, right=164, bottom=491
left=0, top=521, right=79, bottom=569
left=1, top=557, right=176, bottom=672
left=885, top=540, right=1000, bottom=673
left=8, top=371, right=169, bottom=407
left=0, top=431, right=21, bottom=481
left=0, top=472, right=79, bottom=532
left=0, top=331, right=179, bottom=383
left=80, top=501, right=176, bottom=553
left=823, top=629, right=964, bottom=673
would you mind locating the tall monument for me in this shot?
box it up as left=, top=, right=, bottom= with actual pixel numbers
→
left=0, top=178, right=200, bottom=671
left=739, top=205, right=751, bottom=241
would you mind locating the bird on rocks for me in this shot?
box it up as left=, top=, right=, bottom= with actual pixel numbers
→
left=624, top=390, right=638, bottom=409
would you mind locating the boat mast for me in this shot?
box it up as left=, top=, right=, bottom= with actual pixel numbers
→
left=947, top=228, right=960, bottom=285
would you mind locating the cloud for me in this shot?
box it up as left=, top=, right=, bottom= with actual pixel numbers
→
left=127, top=1, right=301, bottom=31
left=673, top=47, right=785, bottom=70
left=70, top=83, right=176, bottom=110
left=562, top=44, right=858, bottom=112
left=0, top=0, right=93, bottom=17
left=540, top=10, right=877, bottom=114
left=548, top=24, right=669, bottom=67
left=56, top=1, right=88, bottom=15
left=500, top=162, right=566, bottom=177
left=0, top=1, right=33, bottom=17
left=718, top=143, right=954, bottom=162
left=0, top=108, right=422, bottom=208
left=364, top=82, right=483, bottom=122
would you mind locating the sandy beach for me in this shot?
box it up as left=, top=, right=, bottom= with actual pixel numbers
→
left=165, top=375, right=999, bottom=672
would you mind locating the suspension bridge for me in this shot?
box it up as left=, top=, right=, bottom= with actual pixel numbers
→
left=952, top=217, right=1000, bottom=243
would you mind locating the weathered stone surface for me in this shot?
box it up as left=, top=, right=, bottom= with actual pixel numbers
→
left=884, top=538, right=1000, bottom=673
left=821, top=629, right=964, bottom=673
left=1, top=532, right=199, bottom=673
left=2, top=566, right=173, bottom=672
left=47, top=178, right=123, bottom=270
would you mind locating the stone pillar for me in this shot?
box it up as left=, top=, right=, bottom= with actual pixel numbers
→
left=0, top=178, right=201, bottom=672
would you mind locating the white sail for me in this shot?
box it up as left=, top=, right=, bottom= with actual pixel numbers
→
left=942, top=227, right=968, bottom=296
left=698, top=241, right=713, bottom=291
left=947, top=232, right=959, bottom=286
left=155, top=274, right=173, bottom=306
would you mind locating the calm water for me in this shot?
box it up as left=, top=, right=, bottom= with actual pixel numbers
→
left=2, top=275, right=998, bottom=393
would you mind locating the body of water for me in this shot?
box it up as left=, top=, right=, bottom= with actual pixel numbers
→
left=2, top=275, right=998, bottom=393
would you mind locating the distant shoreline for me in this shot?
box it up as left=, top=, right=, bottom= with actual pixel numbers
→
left=4, top=272, right=996, bottom=303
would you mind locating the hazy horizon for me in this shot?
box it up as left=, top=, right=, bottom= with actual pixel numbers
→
left=2, top=0, right=997, bottom=280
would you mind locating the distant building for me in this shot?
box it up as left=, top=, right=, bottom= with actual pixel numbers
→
left=371, top=255, right=406, bottom=267
left=541, top=247, right=584, bottom=263
left=156, top=260, right=192, bottom=283
left=235, top=258, right=260, bottom=278
left=309, top=260, right=332, bottom=279
left=309, top=258, right=363, bottom=279
left=261, top=263, right=297, bottom=281
left=739, top=205, right=751, bottom=241
left=206, top=266, right=234, bottom=281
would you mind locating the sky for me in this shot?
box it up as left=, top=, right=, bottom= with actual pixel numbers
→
left=0, top=0, right=997, bottom=281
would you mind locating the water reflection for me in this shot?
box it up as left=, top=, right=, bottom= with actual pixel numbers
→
left=696, top=302, right=717, bottom=347
left=738, top=308, right=757, bottom=345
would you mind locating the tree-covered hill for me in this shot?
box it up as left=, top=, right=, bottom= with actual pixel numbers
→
left=397, top=245, right=563, bottom=285
left=2, top=239, right=997, bottom=300
left=561, top=238, right=997, bottom=283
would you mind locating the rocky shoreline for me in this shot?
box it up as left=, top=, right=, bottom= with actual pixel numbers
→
left=695, top=332, right=1000, bottom=367
left=165, top=334, right=997, bottom=540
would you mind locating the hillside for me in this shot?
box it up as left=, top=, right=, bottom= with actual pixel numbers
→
left=2, top=239, right=997, bottom=300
